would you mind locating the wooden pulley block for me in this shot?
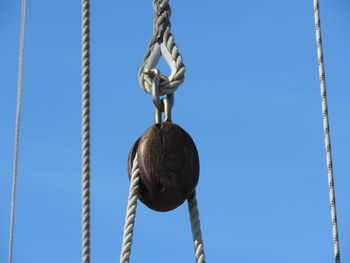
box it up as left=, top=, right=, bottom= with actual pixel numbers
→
left=128, top=121, right=199, bottom=212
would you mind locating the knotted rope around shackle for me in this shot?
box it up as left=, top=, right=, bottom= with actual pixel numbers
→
left=120, top=156, right=206, bottom=263
left=313, top=1, right=341, bottom=262
left=139, top=0, right=186, bottom=96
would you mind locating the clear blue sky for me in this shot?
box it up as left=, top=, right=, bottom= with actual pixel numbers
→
left=0, top=1, right=349, bottom=262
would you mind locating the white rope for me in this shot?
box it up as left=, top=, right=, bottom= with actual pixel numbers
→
left=139, top=0, right=186, bottom=96
left=8, top=0, right=27, bottom=262
left=188, top=193, right=206, bottom=263
left=313, top=1, right=341, bottom=262
left=120, top=157, right=206, bottom=263
left=120, top=155, right=140, bottom=263
left=81, top=0, right=91, bottom=262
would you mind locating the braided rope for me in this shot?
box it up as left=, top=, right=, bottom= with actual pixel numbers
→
left=313, top=1, right=341, bottom=262
left=188, top=193, right=206, bottom=263
left=120, top=156, right=140, bottom=263
left=139, top=0, right=185, bottom=96
left=81, top=0, right=91, bottom=262
left=8, top=0, right=27, bottom=262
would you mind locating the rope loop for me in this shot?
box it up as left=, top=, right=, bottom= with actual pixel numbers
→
left=139, top=0, right=185, bottom=96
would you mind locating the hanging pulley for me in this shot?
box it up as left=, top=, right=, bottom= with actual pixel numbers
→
left=121, top=2, right=205, bottom=262
left=128, top=69, right=199, bottom=212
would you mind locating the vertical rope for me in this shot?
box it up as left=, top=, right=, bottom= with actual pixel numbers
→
left=81, top=0, right=91, bottom=262
left=313, top=1, right=341, bottom=262
left=120, top=156, right=140, bottom=263
left=8, top=0, right=27, bottom=262
left=188, top=192, right=206, bottom=263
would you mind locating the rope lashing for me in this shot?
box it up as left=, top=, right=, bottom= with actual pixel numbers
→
left=120, top=156, right=206, bottom=263
left=139, top=0, right=186, bottom=96
left=81, top=0, right=91, bottom=262
left=8, top=0, right=28, bottom=262
left=313, top=1, right=341, bottom=262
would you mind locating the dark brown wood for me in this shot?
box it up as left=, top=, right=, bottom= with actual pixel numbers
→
left=128, top=122, right=199, bottom=212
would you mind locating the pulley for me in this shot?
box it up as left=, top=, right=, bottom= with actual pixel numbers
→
left=121, top=2, right=205, bottom=262
left=128, top=70, right=199, bottom=212
left=128, top=122, right=199, bottom=212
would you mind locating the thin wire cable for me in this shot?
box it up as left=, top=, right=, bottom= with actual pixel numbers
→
left=8, top=0, right=27, bottom=262
left=313, top=1, right=340, bottom=262
left=81, top=0, right=91, bottom=262
left=120, top=155, right=140, bottom=263
left=188, top=192, right=206, bottom=263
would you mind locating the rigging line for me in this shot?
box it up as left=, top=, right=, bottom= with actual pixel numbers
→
left=313, top=1, right=341, bottom=262
left=120, top=156, right=206, bottom=263
left=188, top=193, right=206, bottom=263
left=81, top=0, right=91, bottom=262
left=8, top=0, right=28, bottom=262
left=120, top=155, right=140, bottom=263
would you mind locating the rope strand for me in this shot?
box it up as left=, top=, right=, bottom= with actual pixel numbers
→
left=81, top=0, right=91, bottom=262
left=188, top=192, right=206, bottom=263
left=8, top=0, right=28, bottom=262
left=120, top=158, right=206, bottom=263
left=120, top=155, right=140, bottom=263
left=313, top=1, right=340, bottom=262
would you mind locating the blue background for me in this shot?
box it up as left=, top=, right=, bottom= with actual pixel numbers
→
left=0, top=0, right=349, bottom=262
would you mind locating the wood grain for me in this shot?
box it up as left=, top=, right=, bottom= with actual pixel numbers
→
left=128, top=122, right=199, bottom=212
